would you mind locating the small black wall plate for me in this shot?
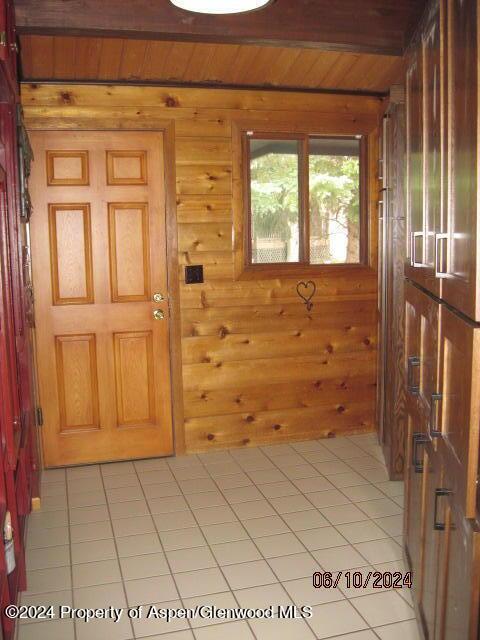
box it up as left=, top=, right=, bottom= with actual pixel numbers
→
left=185, top=265, right=204, bottom=284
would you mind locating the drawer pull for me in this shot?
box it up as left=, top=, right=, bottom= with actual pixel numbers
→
left=429, top=393, right=442, bottom=438
left=411, top=231, right=424, bottom=267
left=434, top=488, right=452, bottom=531
left=435, top=232, right=449, bottom=278
left=412, top=433, right=428, bottom=473
left=407, top=355, right=420, bottom=394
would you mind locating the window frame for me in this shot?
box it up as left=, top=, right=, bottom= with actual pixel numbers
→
left=237, top=124, right=371, bottom=278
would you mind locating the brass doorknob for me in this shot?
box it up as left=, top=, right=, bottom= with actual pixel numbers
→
left=153, top=293, right=165, bottom=302
left=153, top=309, right=165, bottom=320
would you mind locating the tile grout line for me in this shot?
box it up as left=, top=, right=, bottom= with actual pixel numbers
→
left=22, top=435, right=413, bottom=640
left=64, top=467, right=78, bottom=640
left=97, top=464, right=137, bottom=640
left=153, top=439, right=410, bottom=635
left=131, top=459, right=198, bottom=639
left=212, top=443, right=377, bottom=639
left=197, top=447, right=332, bottom=639
left=197, top=438, right=410, bottom=635
left=263, top=441, right=409, bottom=636
left=167, top=458, right=261, bottom=640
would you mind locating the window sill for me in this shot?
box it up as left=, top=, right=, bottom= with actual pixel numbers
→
left=236, top=262, right=376, bottom=280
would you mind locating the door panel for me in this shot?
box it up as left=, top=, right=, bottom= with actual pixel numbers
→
left=48, top=203, right=94, bottom=305
left=108, top=202, right=150, bottom=301
left=422, top=1, right=444, bottom=298
left=435, top=498, right=480, bottom=640
left=441, top=0, right=479, bottom=320
left=404, top=406, right=428, bottom=594
left=405, top=1, right=445, bottom=298
left=418, top=442, right=442, bottom=640
left=30, top=131, right=174, bottom=466
left=438, top=304, right=480, bottom=518
left=405, top=280, right=440, bottom=431
left=405, top=47, right=424, bottom=283
left=55, top=334, right=100, bottom=432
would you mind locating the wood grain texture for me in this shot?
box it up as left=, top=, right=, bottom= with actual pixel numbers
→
left=46, top=149, right=89, bottom=185
left=438, top=304, right=480, bottom=519
left=48, top=203, right=94, bottom=305
left=113, top=330, right=155, bottom=426
left=378, top=101, right=407, bottom=479
left=55, top=333, right=100, bottom=431
left=108, top=202, right=150, bottom=302
left=30, top=130, right=175, bottom=466
left=23, top=83, right=381, bottom=453
left=106, top=150, right=147, bottom=185
left=18, top=36, right=406, bottom=93
left=15, top=1, right=427, bottom=56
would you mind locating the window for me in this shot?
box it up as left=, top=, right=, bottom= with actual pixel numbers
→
left=245, top=133, right=366, bottom=269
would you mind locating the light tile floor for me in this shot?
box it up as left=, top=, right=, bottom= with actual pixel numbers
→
left=17, top=433, right=421, bottom=640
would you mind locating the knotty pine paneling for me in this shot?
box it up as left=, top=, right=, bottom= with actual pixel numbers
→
left=22, top=83, right=381, bottom=452
left=19, top=35, right=405, bottom=94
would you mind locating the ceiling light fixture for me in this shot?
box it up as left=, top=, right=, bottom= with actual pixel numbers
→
left=170, top=0, right=273, bottom=15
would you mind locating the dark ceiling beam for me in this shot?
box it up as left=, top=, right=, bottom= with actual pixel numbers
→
left=14, top=0, right=427, bottom=56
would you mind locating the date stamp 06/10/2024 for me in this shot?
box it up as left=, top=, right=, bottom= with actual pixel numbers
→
left=3, top=571, right=413, bottom=625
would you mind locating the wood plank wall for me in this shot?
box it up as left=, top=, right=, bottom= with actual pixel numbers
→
left=21, top=83, right=383, bottom=453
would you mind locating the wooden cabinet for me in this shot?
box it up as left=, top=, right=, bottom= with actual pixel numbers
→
left=404, top=280, right=440, bottom=431
left=406, top=0, right=480, bottom=321
left=404, top=1, right=480, bottom=638
left=405, top=0, right=444, bottom=298
left=404, top=404, right=428, bottom=584
left=405, top=419, right=480, bottom=640
left=441, top=0, right=480, bottom=321
left=419, top=443, right=443, bottom=640
left=377, top=98, right=407, bottom=479
left=403, top=282, right=480, bottom=640
left=435, top=495, right=480, bottom=640
left=405, top=46, right=425, bottom=285
left=437, top=304, right=480, bottom=519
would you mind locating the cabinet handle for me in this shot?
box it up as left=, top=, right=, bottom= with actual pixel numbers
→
left=434, top=488, right=452, bottom=530
left=412, top=433, right=428, bottom=473
left=429, top=393, right=442, bottom=438
left=435, top=233, right=449, bottom=278
left=411, top=231, right=424, bottom=267
left=407, top=355, right=420, bottom=394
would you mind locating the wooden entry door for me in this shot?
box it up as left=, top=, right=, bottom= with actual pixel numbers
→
left=30, top=131, right=174, bottom=467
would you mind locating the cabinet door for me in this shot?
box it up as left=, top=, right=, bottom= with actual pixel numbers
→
left=405, top=2, right=445, bottom=297
left=441, top=0, right=480, bottom=320
left=438, top=304, right=480, bottom=518
left=435, top=498, right=480, bottom=640
left=404, top=406, right=429, bottom=591
left=422, top=1, right=444, bottom=298
left=405, top=47, right=425, bottom=285
left=377, top=115, right=387, bottom=446
left=418, top=442, right=443, bottom=640
left=405, top=281, right=440, bottom=428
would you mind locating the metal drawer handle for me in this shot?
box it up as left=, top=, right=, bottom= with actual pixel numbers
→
left=434, top=488, right=452, bottom=530
left=407, top=355, right=420, bottom=394
left=435, top=232, right=449, bottom=278
left=412, top=433, right=428, bottom=473
left=411, top=231, right=424, bottom=267
left=429, top=393, right=442, bottom=438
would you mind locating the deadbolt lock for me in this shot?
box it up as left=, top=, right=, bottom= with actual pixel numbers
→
left=153, top=292, right=165, bottom=303
left=153, top=309, right=165, bottom=321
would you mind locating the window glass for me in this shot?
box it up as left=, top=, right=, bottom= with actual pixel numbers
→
left=249, top=138, right=300, bottom=264
left=309, top=137, right=361, bottom=264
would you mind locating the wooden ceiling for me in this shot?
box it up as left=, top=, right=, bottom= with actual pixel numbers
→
left=15, top=0, right=426, bottom=56
left=19, top=35, right=405, bottom=94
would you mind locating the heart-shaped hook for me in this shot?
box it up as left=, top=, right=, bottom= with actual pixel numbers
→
left=296, top=280, right=316, bottom=312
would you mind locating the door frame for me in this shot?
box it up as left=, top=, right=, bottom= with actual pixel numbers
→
left=29, top=120, right=186, bottom=457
